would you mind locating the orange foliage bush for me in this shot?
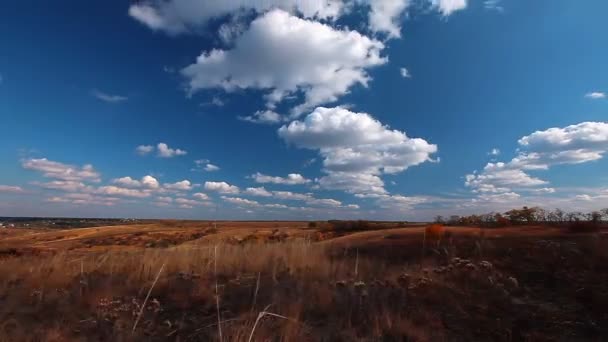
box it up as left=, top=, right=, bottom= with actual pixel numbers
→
left=425, top=224, right=446, bottom=241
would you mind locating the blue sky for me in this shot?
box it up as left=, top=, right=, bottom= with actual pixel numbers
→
left=1, top=0, right=607, bottom=220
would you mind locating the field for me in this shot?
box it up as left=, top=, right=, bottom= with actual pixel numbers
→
left=1, top=220, right=607, bottom=341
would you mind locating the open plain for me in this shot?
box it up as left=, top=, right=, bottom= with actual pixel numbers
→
left=1, top=220, right=607, bottom=341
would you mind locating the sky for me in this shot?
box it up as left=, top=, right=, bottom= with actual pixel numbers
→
left=1, top=0, right=607, bottom=220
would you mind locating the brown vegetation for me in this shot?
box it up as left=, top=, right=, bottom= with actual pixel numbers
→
left=0, top=220, right=607, bottom=341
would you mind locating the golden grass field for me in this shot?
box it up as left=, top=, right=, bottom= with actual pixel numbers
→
left=1, top=220, right=607, bottom=341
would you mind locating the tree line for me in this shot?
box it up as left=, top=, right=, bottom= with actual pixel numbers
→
left=434, top=207, right=608, bottom=228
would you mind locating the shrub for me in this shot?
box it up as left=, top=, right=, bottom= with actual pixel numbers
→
left=425, top=224, right=445, bottom=241
left=327, top=220, right=372, bottom=231
left=567, top=221, right=600, bottom=233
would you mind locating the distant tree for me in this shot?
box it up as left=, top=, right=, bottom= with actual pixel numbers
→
left=434, top=215, right=445, bottom=224
left=447, top=215, right=460, bottom=226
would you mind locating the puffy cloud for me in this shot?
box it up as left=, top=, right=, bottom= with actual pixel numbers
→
left=400, top=67, right=411, bottom=78
left=585, top=92, right=606, bottom=99
left=465, top=165, right=547, bottom=193
left=91, top=89, right=128, bottom=103
left=22, top=158, right=101, bottom=182
left=318, top=172, right=387, bottom=195
left=96, top=186, right=151, bottom=198
left=182, top=9, right=386, bottom=116
left=156, top=196, right=174, bottom=203
left=488, top=148, right=500, bottom=156
left=204, top=163, right=220, bottom=172
left=431, top=0, right=467, bottom=16
left=244, top=187, right=273, bottom=197
left=473, top=192, right=520, bottom=203
left=193, top=159, right=220, bottom=172
left=251, top=172, right=310, bottom=185
left=238, top=110, right=282, bottom=125
left=221, top=196, right=259, bottom=206
left=142, top=175, right=161, bottom=189
left=193, top=192, right=210, bottom=200
left=279, top=106, right=437, bottom=194
left=36, top=180, right=94, bottom=193
left=518, top=122, right=608, bottom=155
left=532, top=187, right=556, bottom=194
left=175, top=198, right=211, bottom=206
left=163, top=180, right=193, bottom=191
left=367, top=0, right=410, bottom=38
left=136, top=145, right=154, bottom=155
left=157, top=142, right=187, bottom=158
left=0, top=185, right=24, bottom=193
left=272, top=191, right=313, bottom=201
left=306, top=198, right=342, bottom=207
left=112, top=175, right=160, bottom=189
left=47, top=193, right=118, bottom=206
left=128, top=0, right=344, bottom=35
left=204, top=181, right=240, bottom=194
left=466, top=121, right=608, bottom=197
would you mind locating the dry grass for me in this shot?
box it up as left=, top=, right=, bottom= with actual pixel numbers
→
left=1, top=223, right=608, bottom=341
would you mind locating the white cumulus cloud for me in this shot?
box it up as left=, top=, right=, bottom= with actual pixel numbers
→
left=279, top=106, right=437, bottom=194
left=181, top=9, right=386, bottom=116
left=251, top=172, right=310, bottom=185
left=204, top=181, right=240, bottom=194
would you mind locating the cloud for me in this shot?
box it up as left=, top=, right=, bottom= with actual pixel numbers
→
left=135, top=143, right=188, bottom=158
left=488, top=148, right=500, bottom=156
left=431, top=0, right=467, bottom=16
left=163, top=180, right=193, bottom=191
left=251, top=172, right=310, bottom=185
left=221, top=196, right=260, bottom=206
left=96, top=186, right=151, bottom=198
left=466, top=121, right=608, bottom=196
left=0, top=185, right=24, bottom=193
left=518, top=122, right=608, bottom=157
left=175, top=197, right=211, bottom=207
left=244, top=187, right=273, bottom=197
left=22, top=158, right=101, bottom=182
left=279, top=106, right=437, bottom=194
left=91, top=89, right=128, bottom=103
left=366, top=0, right=410, bottom=38
left=181, top=9, right=386, bottom=116
left=238, top=110, right=283, bottom=125
left=204, top=181, right=240, bottom=194
left=47, top=193, right=119, bottom=206
left=585, top=91, right=606, bottom=99
left=128, top=0, right=344, bottom=35
left=200, top=96, right=226, bottom=107
left=532, top=187, right=556, bottom=194
left=272, top=191, right=313, bottom=201
left=36, top=180, right=94, bottom=193
left=112, top=175, right=160, bottom=189
left=204, top=163, right=220, bottom=172
left=156, top=196, right=174, bottom=203
left=193, top=159, right=220, bottom=172
left=136, top=145, right=154, bottom=155
left=157, top=142, right=188, bottom=158
left=400, top=67, right=411, bottom=78
left=193, top=192, right=210, bottom=200
left=483, top=0, right=504, bottom=12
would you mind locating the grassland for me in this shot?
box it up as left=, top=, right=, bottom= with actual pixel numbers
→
left=0, top=220, right=607, bottom=341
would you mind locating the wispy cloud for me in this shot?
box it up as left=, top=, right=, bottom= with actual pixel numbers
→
left=585, top=91, right=606, bottom=99
left=92, top=89, right=128, bottom=103
left=0, top=185, right=24, bottom=193
left=400, top=67, right=411, bottom=78
left=484, top=0, right=504, bottom=12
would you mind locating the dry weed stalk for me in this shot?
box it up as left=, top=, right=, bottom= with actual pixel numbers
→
left=132, top=261, right=165, bottom=333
